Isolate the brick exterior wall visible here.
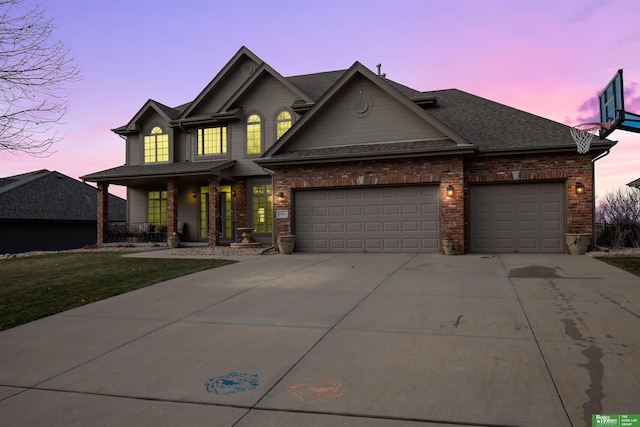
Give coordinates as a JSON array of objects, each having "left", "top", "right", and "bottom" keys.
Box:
[
  {"left": 234, "top": 178, "right": 248, "bottom": 231},
  {"left": 270, "top": 152, "right": 594, "bottom": 253},
  {"left": 465, "top": 153, "right": 594, "bottom": 239},
  {"left": 208, "top": 176, "right": 220, "bottom": 246},
  {"left": 96, "top": 182, "right": 109, "bottom": 246},
  {"left": 167, "top": 179, "right": 178, "bottom": 235}
]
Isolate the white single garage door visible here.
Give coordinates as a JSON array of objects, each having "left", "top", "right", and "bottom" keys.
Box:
[
  {"left": 470, "top": 182, "right": 565, "bottom": 253},
  {"left": 294, "top": 186, "right": 439, "bottom": 252}
]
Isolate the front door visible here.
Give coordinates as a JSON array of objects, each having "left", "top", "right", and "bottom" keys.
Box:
[{"left": 200, "top": 185, "right": 235, "bottom": 243}]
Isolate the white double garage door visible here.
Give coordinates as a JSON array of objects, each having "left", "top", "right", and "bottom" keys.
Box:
[{"left": 293, "top": 182, "right": 564, "bottom": 253}]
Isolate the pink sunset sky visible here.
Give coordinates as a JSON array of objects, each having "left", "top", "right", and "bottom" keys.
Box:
[{"left": 0, "top": 0, "right": 639, "bottom": 200}]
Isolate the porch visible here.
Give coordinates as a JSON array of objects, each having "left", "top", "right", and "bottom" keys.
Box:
[{"left": 104, "top": 222, "right": 187, "bottom": 244}]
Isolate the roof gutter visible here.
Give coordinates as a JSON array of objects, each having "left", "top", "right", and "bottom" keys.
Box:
[{"left": 256, "top": 147, "right": 476, "bottom": 166}]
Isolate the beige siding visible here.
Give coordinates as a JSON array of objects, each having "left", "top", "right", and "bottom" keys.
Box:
[
  {"left": 229, "top": 74, "right": 301, "bottom": 176},
  {"left": 286, "top": 75, "right": 446, "bottom": 151},
  {"left": 128, "top": 188, "right": 148, "bottom": 223},
  {"left": 190, "top": 59, "right": 258, "bottom": 116},
  {"left": 127, "top": 134, "right": 141, "bottom": 165},
  {"left": 176, "top": 190, "right": 200, "bottom": 241}
]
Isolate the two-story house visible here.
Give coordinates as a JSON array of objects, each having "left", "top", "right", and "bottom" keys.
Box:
[{"left": 82, "top": 46, "right": 615, "bottom": 253}]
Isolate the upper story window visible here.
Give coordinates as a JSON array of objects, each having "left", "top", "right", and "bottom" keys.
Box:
[
  {"left": 144, "top": 126, "right": 169, "bottom": 163},
  {"left": 276, "top": 111, "right": 292, "bottom": 139},
  {"left": 246, "top": 114, "right": 262, "bottom": 155},
  {"left": 197, "top": 126, "right": 227, "bottom": 156}
]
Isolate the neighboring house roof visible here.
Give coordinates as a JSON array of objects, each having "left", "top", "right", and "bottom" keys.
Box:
[
  {"left": 627, "top": 178, "right": 640, "bottom": 188},
  {"left": 81, "top": 160, "right": 236, "bottom": 185},
  {"left": 0, "top": 170, "right": 126, "bottom": 221}
]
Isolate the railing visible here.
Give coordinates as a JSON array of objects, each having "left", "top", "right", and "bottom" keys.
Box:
[{"left": 106, "top": 222, "right": 167, "bottom": 243}]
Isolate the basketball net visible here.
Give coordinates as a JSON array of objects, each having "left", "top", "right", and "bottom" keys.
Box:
[{"left": 570, "top": 122, "right": 610, "bottom": 154}]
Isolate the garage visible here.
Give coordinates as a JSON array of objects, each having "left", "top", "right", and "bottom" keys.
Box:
[
  {"left": 470, "top": 182, "right": 565, "bottom": 253},
  {"left": 294, "top": 185, "right": 439, "bottom": 252}
]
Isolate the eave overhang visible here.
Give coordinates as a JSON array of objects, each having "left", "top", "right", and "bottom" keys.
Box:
[
  {"left": 169, "top": 108, "right": 243, "bottom": 128},
  {"left": 255, "top": 144, "right": 475, "bottom": 166},
  {"left": 81, "top": 160, "right": 236, "bottom": 186},
  {"left": 473, "top": 139, "right": 617, "bottom": 157}
]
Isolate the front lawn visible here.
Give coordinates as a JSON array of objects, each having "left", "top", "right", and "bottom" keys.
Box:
[
  {"left": 597, "top": 256, "right": 640, "bottom": 277},
  {"left": 0, "top": 251, "right": 235, "bottom": 331}
]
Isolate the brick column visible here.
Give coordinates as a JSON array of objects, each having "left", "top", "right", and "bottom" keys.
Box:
[
  {"left": 96, "top": 182, "right": 109, "bottom": 247},
  {"left": 167, "top": 179, "right": 178, "bottom": 235},
  {"left": 208, "top": 176, "right": 220, "bottom": 247},
  {"left": 234, "top": 178, "right": 248, "bottom": 230}
]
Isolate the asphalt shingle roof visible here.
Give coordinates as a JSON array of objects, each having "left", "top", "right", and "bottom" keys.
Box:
[
  {"left": 81, "top": 160, "right": 235, "bottom": 182},
  {"left": 0, "top": 170, "right": 125, "bottom": 221},
  {"left": 422, "top": 89, "right": 610, "bottom": 153}
]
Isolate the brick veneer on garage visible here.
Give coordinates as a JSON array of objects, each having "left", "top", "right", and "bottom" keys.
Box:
[
  {"left": 272, "top": 156, "right": 465, "bottom": 250},
  {"left": 271, "top": 152, "right": 594, "bottom": 253},
  {"left": 465, "top": 153, "right": 594, "bottom": 240}
]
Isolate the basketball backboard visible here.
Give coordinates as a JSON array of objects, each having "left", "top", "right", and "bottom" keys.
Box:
[{"left": 598, "top": 69, "right": 640, "bottom": 139}]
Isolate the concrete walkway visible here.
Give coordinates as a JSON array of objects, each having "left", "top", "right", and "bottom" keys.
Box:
[{"left": 0, "top": 252, "right": 638, "bottom": 426}]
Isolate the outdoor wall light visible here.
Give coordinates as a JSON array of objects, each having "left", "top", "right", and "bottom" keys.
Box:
[
  {"left": 575, "top": 182, "right": 584, "bottom": 194},
  {"left": 446, "top": 185, "right": 455, "bottom": 197},
  {"left": 277, "top": 192, "right": 285, "bottom": 201},
  {"left": 192, "top": 190, "right": 197, "bottom": 199}
]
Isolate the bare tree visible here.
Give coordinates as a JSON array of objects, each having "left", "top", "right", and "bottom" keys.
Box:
[
  {"left": 0, "top": 0, "right": 79, "bottom": 156},
  {"left": 596, "top": 187, "right": 640, "bottom": 248}
]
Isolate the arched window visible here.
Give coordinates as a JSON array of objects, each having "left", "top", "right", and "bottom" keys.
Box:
[
  {"left": 276, "top": 110, "right": 292, "bottom": 139},
  {"left": 144, "top": 126, "right": 169, "bottom": 163},
  {"left": 246, "top": 114, "right": 262, "bottom": 155}
]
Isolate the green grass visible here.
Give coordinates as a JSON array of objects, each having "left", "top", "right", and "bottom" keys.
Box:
[
  {"left": 0, "top": 252, "right": 236, "bottom": 331},
  {"left": 597, "top": 257, "right": 640, "bottom": 277}
]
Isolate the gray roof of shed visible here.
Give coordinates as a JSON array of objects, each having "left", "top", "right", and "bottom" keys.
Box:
[{"left": 0, "top": 170, "right": 126, "bottom": 221}]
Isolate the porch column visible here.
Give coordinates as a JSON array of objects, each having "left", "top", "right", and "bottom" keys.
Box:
[
  {"left": 208, "top": 176, "right": 220, "bottom": 247},
  {"left": 96, "top": 182, "right": 109, "bottom": 247},
  {"left": 234, "top": 178, "right": 248, "bottom": 229},
  {"left": 167, "top": 178, "right": 178, "bottom": 235}
]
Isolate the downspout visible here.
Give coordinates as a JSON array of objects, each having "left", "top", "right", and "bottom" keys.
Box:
[
  {"left": 591, "top": 148, "right": 611, "bottom": 250},
  {"left": 261, "top": 166, "right": 277, "bottom": 254}
]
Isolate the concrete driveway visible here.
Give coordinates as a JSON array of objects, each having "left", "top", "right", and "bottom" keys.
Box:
[{"left": 0, "top": 252, "right": 638, "bottom": 426}]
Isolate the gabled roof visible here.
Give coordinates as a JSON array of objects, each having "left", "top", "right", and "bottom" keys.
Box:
[
  {"left": 258, "top": 62, "right": 472, "bottom": 164},
  {"left": 286, "top": 70, "right": 346, "bottom": 101},
  {"left": 179, "top": 46, "right": 267, "bottom": 119},
  {"left": 628, "top": 177, "right": 640, "bottom": 188},
  {"left": 114, "top": 99, "right": 182, "bottom": 134},
  {"left": 219, "top": 62, "right": 313, "bottom": 112},
  {"left": 0, "top": 170, "right": 125, "bottom": 221}
]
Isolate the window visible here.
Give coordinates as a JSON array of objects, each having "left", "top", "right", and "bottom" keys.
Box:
[
  {"left": 246, "top": 114, "right": 262, "bottom": 154},
  {"left": 252, "top": 184, "right": 273, "bottom": 232},
  {"left": 276, "top": 110, "right": 292, "bottom": 139},
  {"left": 197, "top": 126, "right": 227, "bottom": 155},
  {"left": 199, "top": 186, "right": 209, "bottom": 239},
  {"left": 144, "top": 126, "right": 169, "bottom": 163},
  {"left": 148, "top": 191, "right": 167, "bottom": 227}
]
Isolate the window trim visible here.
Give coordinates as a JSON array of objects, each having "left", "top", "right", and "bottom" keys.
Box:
[
  {"left": 245, "top": 113, "right": 263, "bottom": 157},
  {"left": 196, "top": 125, "right": 228, "bottom": 157},
  {"left": 143, "top": 125, "right": 169, "bottom": 164},
  {"left": 275, "top": 109, "right": 293, "bottom": 140}
]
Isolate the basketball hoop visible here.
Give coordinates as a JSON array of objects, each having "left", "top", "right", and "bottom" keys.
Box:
[{"left": 570, "top": 122, "right": 610, "bottom": 154}]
